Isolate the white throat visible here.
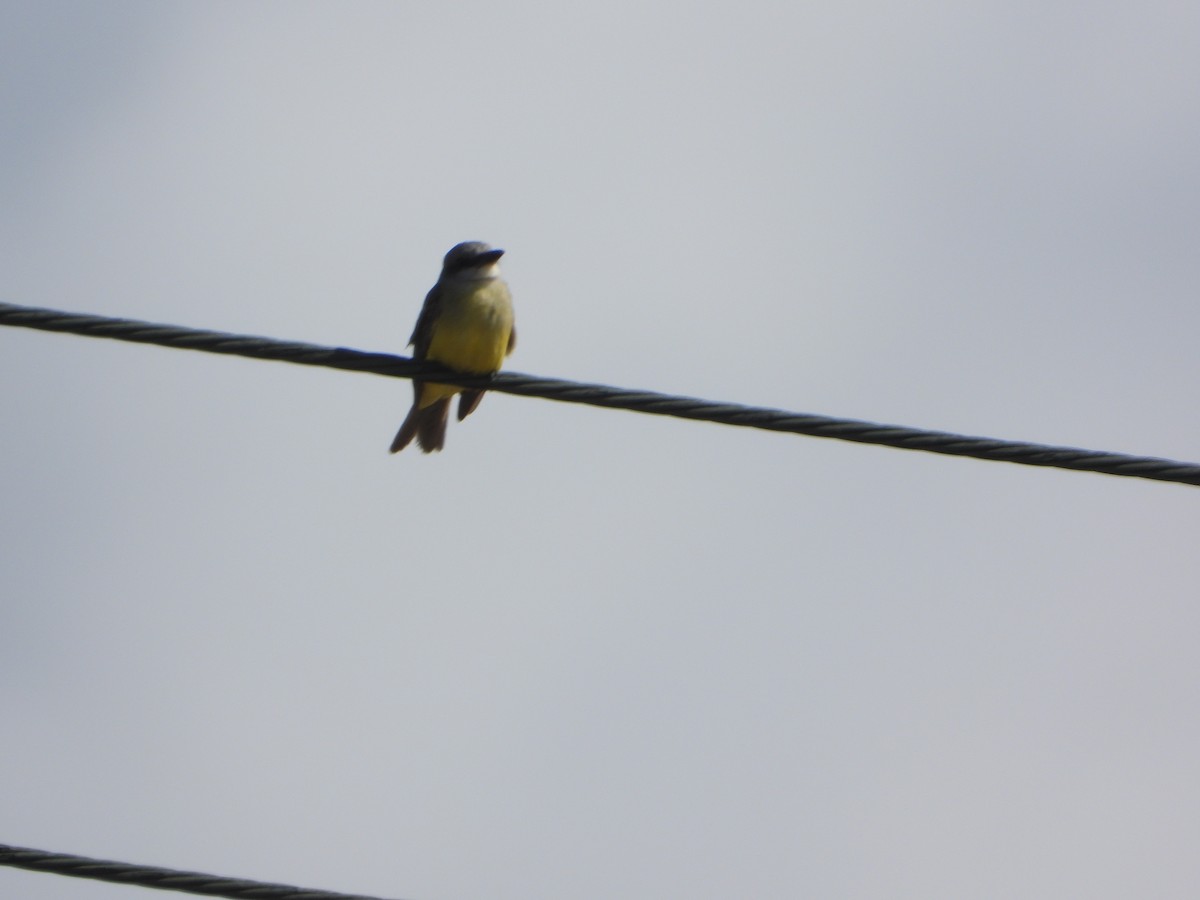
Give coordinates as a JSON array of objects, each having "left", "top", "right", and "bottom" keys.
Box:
[{"left": 455, "top": 261, "right": 502, "bottom": 282}]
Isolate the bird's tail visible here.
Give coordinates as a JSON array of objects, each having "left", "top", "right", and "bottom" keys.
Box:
[{"left": 389, "top": 397, "right": 452, "bottom": 454}]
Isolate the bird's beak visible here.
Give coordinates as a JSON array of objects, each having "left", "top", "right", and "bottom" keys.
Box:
[{"left": 478, "top": 248, "right": 505, "bottom": 264}]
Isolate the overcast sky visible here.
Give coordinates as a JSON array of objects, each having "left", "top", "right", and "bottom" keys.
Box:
[{"left": 3, "top": 3, "right": 1200, "bottom": 899}]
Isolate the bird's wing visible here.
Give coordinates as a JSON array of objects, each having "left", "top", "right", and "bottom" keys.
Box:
[{"left": 408, "top": 283, "right": 443, "bottom": 359}]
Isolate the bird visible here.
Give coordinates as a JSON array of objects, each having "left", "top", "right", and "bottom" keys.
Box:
[{"left": 389, "top": 241, "right": 516, "bottom": 453}]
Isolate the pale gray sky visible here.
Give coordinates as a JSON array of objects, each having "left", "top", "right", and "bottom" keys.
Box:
[{"left": 3, "top": 3, "right": 1200, "bottom": 899}]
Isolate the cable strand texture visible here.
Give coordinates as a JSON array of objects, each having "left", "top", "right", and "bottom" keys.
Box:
[
  {"left": 2, "top": 301, "right": 1197, "bottom": 487},
  {"left": 0, "top": 842, "right": 405, "bottom": 900}
]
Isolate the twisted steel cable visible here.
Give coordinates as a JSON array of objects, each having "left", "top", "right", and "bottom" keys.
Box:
[
  {"left": 2, "top": 301, "right": 1198, "bottom": 487},
  {"left": 0, "top": 842, "right": 403, "bottom": 900}
]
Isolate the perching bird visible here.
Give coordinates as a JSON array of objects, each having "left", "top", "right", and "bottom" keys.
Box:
[{"left": 389, "top": 241, "right": 516, "bottom": 453}]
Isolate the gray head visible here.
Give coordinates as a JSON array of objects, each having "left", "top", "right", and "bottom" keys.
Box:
[{"left": 441, "top": 241, "right": 505, "bottom": 276}]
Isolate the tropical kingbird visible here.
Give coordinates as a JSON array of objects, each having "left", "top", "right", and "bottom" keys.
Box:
[{"left": 389, "top": 241, "right": 516, "bottom": 453}]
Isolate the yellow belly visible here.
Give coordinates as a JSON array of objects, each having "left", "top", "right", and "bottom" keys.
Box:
[{"left": 419, "top": 285, "right": 513, "bottom": 407}]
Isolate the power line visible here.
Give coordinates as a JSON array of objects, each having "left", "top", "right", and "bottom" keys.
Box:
[
  {"left": 0, "top": 842, "right": 404, "bottom": 900},
  {"left": 2, "top": 300, "right": 1197, "bottom": 487}
]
